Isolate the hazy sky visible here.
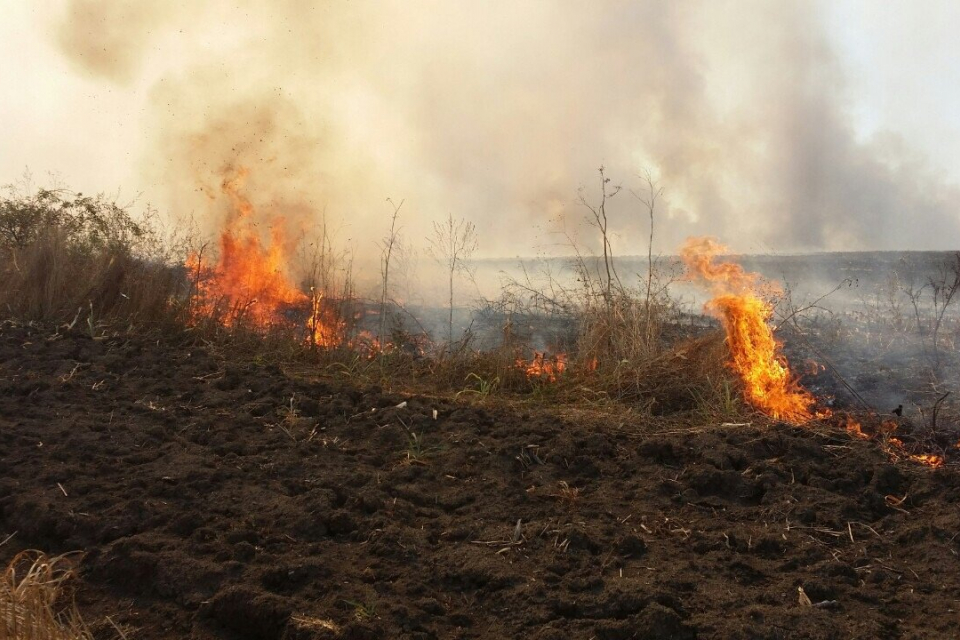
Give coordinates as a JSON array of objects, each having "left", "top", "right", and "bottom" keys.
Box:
[{"left": 2, "top": 1, "right": 959, "bottom": 257}]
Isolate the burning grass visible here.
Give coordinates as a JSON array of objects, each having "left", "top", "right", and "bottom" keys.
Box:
[
  {"left": 837, "top": 413, "right": 949, "bottom": 468},
  {"left": 4, "top": 174, "right": 960, "bottom": 469},
  {"left": 186, "top": 168, "right": 348, "bottom": 347},
  {"left": 3, "top": 178, "right": 960, "bottom": 637},
  {"left": 681, "top": 237, "right": 816, "bottom": 423}
]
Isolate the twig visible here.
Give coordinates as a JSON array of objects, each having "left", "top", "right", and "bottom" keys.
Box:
[
  {"left": 105, "top": 616, "right": 130, "bottom": 640},
  {"left": 851, "top": 521, "right": 882, "bottom": 539},
  {"left": 932, "top": 391, "right": 950, "bottom": 430},
  {"left": 470, "top": 539, "right": 523, "bottom": 547}
]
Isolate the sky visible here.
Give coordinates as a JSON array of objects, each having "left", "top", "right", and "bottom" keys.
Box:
[{"left": 2, "top": 0, "right": 959, "bottom": 259}]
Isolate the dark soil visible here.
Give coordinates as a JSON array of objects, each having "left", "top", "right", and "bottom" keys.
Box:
[{"left": 2, "top": 321, "right": 960, "bottom": 639}]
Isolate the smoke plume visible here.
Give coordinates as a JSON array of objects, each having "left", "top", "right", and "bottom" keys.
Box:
[{"left": 53, "top": 0, "right": 960, "bottom": 262}]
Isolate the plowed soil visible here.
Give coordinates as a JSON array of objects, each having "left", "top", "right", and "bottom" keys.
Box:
[{"left": 2, "top": 321, "right": 960, "bottom": 639}]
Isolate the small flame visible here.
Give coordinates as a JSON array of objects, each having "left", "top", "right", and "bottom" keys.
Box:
[
  {"left": 351, "top": 330, "right": 395, "bottom": 358},
  {"left": 908, "top": 453, "right": 944, "bottom": 468},
  {"left": 843, "top": 416, "right": 869, "bottom": 440},
  {"left": 307, "top": 290, "right": 346, "bottom": 348},
  {"left": 680, "top": 237, "right": 814, "bottom": 423},
  {"left": 518, "top": 352, "right": 567, "bottom": 383},
  {"left": 842, "top": 414, "right": 946, "bottom": 468},
  {"left": 804, "top": 359, "right": 825, "bottom": 376}
]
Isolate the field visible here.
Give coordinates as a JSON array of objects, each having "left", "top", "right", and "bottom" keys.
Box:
[
  {"left": 7, "top": 3, "right": 960, "bottom": 637},
  {"left": 3, "top": 187, "right": 960, "bottom": 639},
  {"left": 3, "top": 321, "right": 960, "bottom": 639}
]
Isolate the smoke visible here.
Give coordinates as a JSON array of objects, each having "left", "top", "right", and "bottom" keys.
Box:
[
  {"left": 52, "top": 0, "right": 960, "bottom": 263},
  {"left": 55, "top": 0, "right": 181, "bottom": 84}
]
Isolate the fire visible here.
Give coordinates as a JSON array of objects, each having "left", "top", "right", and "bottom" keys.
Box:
[
  {"left": 884, "top": 429, "right": 945, "bottom": 468},
  {"left": 518, "top": 352, "right": 567, "bottom": 383},
  {"left": 351, "top": 330, "right": 395, "bottom": 358},
  {"left": 307, "top": 290, "right": 346, "bottom": 347},
  {"left": 842, "top": 416, "right": 869, "bottom": 440},
  {"left": 186, "top": 168, "right": 342, "bottom": 346},
  {"left": 681, "top": 237, "right": 814, "bottom": 423},
  {"left": 839, "top": 413, "right": 945, "bottom": 468},
  {"left": 908, "top": 453, "right": 944, "bottom": 468}
]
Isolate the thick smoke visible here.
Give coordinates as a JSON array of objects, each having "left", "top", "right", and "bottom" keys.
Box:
[
  {"left": 53, "top": 0, "right": 960, "bottom": 261},
  {"left": 55, "top": 0, "right": 181, "bottom": 84}
]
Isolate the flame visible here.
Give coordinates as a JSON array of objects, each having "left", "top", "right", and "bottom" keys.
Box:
[
  {"left": 680, "top": 237, "right": 814, "bottom": 423},
  {"left": 307, "top": 290, "right": 346, "bottom": 347},
  {"left": 908, "top": 453, "right": 944, "bottom": 468},
  {"left": 518, "top": 352, "right": 567, "bottom": 383},
  {"left": 804, "top": 359, "right": 825, "bottom": 376},
  {"left": 840, "top": 413, "right": 945, "bottom": 468},
  {"left": 884, "top": 430, "right": 945, "bottom": 468},
  {"left": 842, "top": 416, "right": 869, "bottom": 440},
  {"left": 186, "top": 168, "right": 342, "bottom": 346},
  {"left": 351, "top": 330, "right": 396, "bottom": 358}
]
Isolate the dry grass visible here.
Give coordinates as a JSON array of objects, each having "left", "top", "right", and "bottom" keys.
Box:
[
  {"left": 0, "top": 551, "right": 93, "bottom": 640},
  {"left": 0, "top": 229, "right": 183, "bottom": 330},
  {"left": 575, "top": 292, "right": 668, "bottom": 367},
  {"left": 0, "top": 186, "right": 185, "bottom": 331}
]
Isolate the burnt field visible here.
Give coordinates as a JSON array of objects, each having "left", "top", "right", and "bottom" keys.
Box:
[{"left": 3, "top": 322, "right": 960, "bottom": 639}]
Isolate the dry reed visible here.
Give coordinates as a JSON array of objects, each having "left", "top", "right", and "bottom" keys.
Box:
[{"left": 0, "top": 551, "right": 92, "bottom": 640}]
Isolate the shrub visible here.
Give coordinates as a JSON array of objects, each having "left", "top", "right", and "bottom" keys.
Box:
[{"left": 0, "top": 186, "right": 184, "bottom": 330}]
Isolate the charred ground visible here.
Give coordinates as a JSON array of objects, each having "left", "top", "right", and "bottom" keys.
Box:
[{"left": 2, "top": 322, "right": 960, "bottom": 639}]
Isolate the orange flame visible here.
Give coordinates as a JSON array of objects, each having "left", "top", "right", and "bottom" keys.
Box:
[
  {"left": 518, "top": 352, "right": 567, "bottom": 383},
  {"left": 186, "top": 168, "right": 342, "bottom": 346},
  {"left": 307, "top": 290, "right": 346, "bottom": 347},
  {"left": 842, "top": 416, "right": 870, "bottom": 440},
  {"left": 680, "top": 237, "right": 814, "bottom": 423},
  {"left": 841, "top": 413, "right": 945, "bottom": 468},
  {"left": 908, "top": 453, "right": 944, "bottom": 468}
]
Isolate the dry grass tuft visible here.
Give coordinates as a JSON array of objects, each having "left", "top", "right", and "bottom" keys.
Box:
[
  {"left": 290, "top": 614, "right": 340, "bottom": 634},
  {"left": 0, "top": 230, "right": 183, "bottom": 331},
  {"left": 0, "top": 186, "right": 185, "bottom": 331},
  {"left": 0, "top": 551, "right": 92, "bottom": 640}
]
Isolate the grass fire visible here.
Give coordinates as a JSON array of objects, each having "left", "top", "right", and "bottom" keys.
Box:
[
  {"left": 4, "top": 2, "right": 960, "bottom": 639},
  {"left": 187, "top": 168, "right": 345, "bottom": 347},
  {"left": 681, "top": 237, "right": 816, "bottom": 424}
]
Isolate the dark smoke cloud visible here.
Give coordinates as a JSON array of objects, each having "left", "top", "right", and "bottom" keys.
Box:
[{"left": 53, "top": 0, "right": 960, "bottom": 259}]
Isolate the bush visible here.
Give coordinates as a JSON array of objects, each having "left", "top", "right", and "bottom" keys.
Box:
[{"left": 0, "top": 185, "right": 184, "bottom": 330}]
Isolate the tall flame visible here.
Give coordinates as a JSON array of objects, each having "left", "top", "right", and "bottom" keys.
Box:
[
  {"left": 186, "top": 168, "right": 342, "bottom": 346},
  {"left": 681, "top": 237, "right": 814, "bottom": 423}
]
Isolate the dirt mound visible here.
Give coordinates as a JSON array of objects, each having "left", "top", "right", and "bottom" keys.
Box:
[{"left": 2, "top": 322, "right": 959, "bottom": 639}]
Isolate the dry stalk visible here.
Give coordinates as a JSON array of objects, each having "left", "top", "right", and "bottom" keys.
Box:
[{"left": 0, "top": 551, "right": 92, "bottom": 640}]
